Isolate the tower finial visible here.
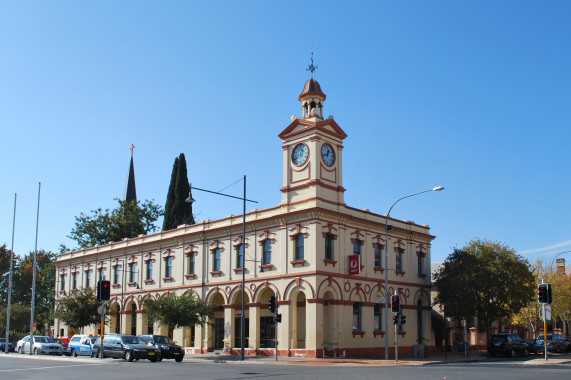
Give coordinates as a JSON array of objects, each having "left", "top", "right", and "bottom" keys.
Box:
[
  {"left": 306, "top": 51, "right": 318, "bottom": 78},
  {"left": 130, "top": 144, "right": 135, "bottom": 156}
]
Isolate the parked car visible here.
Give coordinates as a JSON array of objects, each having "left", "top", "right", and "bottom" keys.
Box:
[
  {"left": 138, "top": 335, "right": 184, "bottom": 362},
  {"left": 536, "top": 334, "right": 570, "bottom": 353},
  {"left": 524, "top": 339, "right": 543, "bottom": 354},
  {"left": 487, "top": 333, "right": 529, "bottom": 357},
  {"left": 16, "top": 336, "right": 64, "bottom": 355},
  {"left": 0, "top": 338, "right": 15, "bottom": 352},
  {"left": 70, "top": 336, "right": 99, "bottom": 357},
  {"left": 68, "top": 334, "right": 89, "bottom": 357},
  {"left": 55, "top": 338, "right": 69, "bottom": 355},
  {"left": 92, "top": 334, "right": 160, "bottom": 362}
]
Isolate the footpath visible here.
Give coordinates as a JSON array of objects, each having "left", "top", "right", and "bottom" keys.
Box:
[{"left": 182, "top": 350, "right": 571, "bottom": 366}]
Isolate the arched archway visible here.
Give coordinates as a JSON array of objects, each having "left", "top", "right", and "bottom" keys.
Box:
[
  {"left": 257, "top": 287, "right": 276, "bottom": 348},
  {"left": 125, "top": 300, "right": 137, "bottom": 336},
  {"left": 208, "top": 292, "right": 225, "bottom": 350},
  {"left": 109, "top": 302, "right": 120, "bottom": 334},
  {"left": 231, "top": 289, "right": 250, "bottom": 349},
  {"left": 292, "top": 290, "right": 307, "bottom": 349},
  {"left": 323, "top": 291, "right": 335, "bottom": 351}
]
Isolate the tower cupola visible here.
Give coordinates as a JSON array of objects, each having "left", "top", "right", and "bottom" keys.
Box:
[{"left": 299, "top": 78, "right": 326, "bottom": 120}]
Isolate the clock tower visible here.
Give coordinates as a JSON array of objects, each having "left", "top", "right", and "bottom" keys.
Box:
[{"left": 278, "top": 78, "right": 348, "bottom": 209}]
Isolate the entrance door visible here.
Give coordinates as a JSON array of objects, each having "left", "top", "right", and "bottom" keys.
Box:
[
  {"left": 234, "top": 317, "right": 249, "bottom": 348},
  {"left": 260, "top": 316, "right": 275, "bottom": 348},
  {"left": 214, "top": 318, "right": 224, "bottom": 349}
]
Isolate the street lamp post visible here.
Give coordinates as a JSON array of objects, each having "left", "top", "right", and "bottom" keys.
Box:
[
  {"left": 550, "top": 251, "right": 571, "bottom": 271},
  {"left": 186, "top": 176, "right": 257, "bottom": 361},
  {"left": 383, "top": 186, "right": 444, "bottom": 360}
]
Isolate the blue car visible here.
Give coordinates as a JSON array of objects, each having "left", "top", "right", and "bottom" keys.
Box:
[
  {"left": 0, "top": 338, "right": 15, "bottom": 352},
  {"left": 69, "top": 335, "right": 99, "bottom": 357}
]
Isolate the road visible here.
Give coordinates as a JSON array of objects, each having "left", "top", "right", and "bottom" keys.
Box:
[{"left": 0, "top": 353, "right": 570, "bottom": 380}]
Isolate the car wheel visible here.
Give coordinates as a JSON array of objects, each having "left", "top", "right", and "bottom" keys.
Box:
[
  {"left": 71, "top": 349, "right": 77, "bottom": 357},
  {"left": 509, "top": 348, "right": 515, "bottom": 357},
  {"left": 17, "top": 347, "right": 22, "bottom": 354},
  {"left": 149, "top": 357, "right": 158, "bottom": 362},
  {"left": 158, "top": 357, "right": 163, "bottom": 362},
  {"left": 175, "top": 357, "right": 183, "bottom": 362},
  {"left": 523, "top": 349, "right": 529, "bottom": 357},
  {"left": 124, "top": 350, "right": 133, "bottom": 362}
]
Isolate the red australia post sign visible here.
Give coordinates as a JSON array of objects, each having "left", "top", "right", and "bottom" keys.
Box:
[{"left": 348, "top": 255, "right": 360, "bottom": 275}]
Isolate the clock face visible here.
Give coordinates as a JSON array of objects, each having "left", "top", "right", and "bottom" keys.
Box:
[
  {"left": 292, "top": 143, "right": 309, "bottom": 165},
  {"left": 321, "top": 143, "right": 335, "bottom": 166}
]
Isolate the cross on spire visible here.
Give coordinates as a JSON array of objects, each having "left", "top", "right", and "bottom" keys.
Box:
[
  {"left": 306, "top": 51, "right": 318, "bottom": 77},
  {"left": 130, "top": 144, "right": 135, "bottom": 155}
]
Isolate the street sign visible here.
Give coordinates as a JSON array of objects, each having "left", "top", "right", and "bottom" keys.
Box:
[
  {"left": 545, "top": 306, "right": 551, "bottom": 321},
  {"left": 348, "top": 255, "right": 360, "bottom": 275},
  {"left": 98, "top": 305, "right": 106, "bottom": 316}
]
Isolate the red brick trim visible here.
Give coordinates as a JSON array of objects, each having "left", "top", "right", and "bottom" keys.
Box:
[
  {"left": 112, "top": 284, "right": 121, "bottom": 288},
  {"left": 373, "top": 331, "right": 385, "bottom": 337},
  {"left": 398, "top": 331, "right": 406, "bottom": 337},
  {"left": 163, "top": 277, "right": 174, "bottom": 282},
  {"left": 233, "top": 268, "right": 245, "bottom": 273},
  {"left": 260, "top": 264, "right": 274, "bottom": 271},
  {"left": 127, "top": 281, "right": 137, "bottom": 287},
  {"left": 144, "top": 279, "right": 155, "bottom": 284},
  {"left": 417, "top": 274, "right": 427, "bottom": 279}
]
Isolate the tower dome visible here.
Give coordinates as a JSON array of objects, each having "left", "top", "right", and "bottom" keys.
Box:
[{"left": 299, "top": 78, "right": 326, "bottom": 119}]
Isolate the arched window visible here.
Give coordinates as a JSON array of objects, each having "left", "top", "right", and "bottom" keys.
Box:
[
  {"left": 262, "top": 240, "right": 271, "bottom": 265},
  {"left": 213, "top": 248, "right": 221, "bottom": 271},
  {"left": 374, "top": 304, "right": 382, "bottom": 331},
  {"left": 60, "top": 275, "right": 65, "bottom": 292},
  {"left": 352, "top": 302, "right": 362, "bottom": 331},
  {"left": 188, "top": 255, "right": 195, "bottom": 275},
  {"left": 236, "top": 244, "right": 244, "bottom": 268},
  {"left": 325, "top": 233, "right": 334, "bottom": 260},
  {"left": 98, "top": 268, "right": 106, "bottom": 282},
  {"left": 353, "top": 239, "right": 362, "bottom": 255},
  {"left": 165, "top": 257, "right": 173, "bottom": 277},
  {"left": 295, "top": 234, "right": 304, "bottom": 260},
  {"left": 374, "top": 243, "right": 383, "bottom": 268}
]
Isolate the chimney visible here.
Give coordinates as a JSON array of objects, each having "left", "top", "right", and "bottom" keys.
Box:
[{"left": 556, "top": 258, "right": 566, "bottom": 275}]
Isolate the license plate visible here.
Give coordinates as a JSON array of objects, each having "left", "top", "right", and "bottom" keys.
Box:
[{"left": 148, "top": 352, "right": 154, "bottom": 355}]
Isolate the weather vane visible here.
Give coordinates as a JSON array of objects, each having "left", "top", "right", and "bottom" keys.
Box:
[{"left": 306, "top": 51, "right": 318, "bottom": 77}]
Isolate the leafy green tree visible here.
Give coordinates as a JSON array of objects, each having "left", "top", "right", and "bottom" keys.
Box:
[
  {"left": 144, "top": 292, "right": 213, "bottom": 335},
  {"left": 163, "top": 153, "right": 195, "bottom": 231},
  {"left": 68, "top": 199, "right": 163, "bottom": 249},
  {"left": 433, "top": 239, "right": 535, "bottom": 339},
  {"left": 54, "top": 288, "right": 107, "bottom": 331},
  {"left": 0, "top": 244, "right": 17, "bottom": 304},
  {"left": 0, "top": 303, "right": 30, "bottom": 333}
]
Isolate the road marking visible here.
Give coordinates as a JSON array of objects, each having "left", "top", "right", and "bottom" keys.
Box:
[{"left": 0, "top": 363, "right": 106, "bottom": 372}]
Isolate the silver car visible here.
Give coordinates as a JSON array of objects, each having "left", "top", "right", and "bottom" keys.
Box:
[{"left": 16, "top": 336, "right": 64, "bottom": 355}]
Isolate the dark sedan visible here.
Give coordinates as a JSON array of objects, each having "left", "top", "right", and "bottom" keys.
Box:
[
  {"left": 92, "top": 334, "right": 160, "bottom": 362},
  {"left": 138, "top": 335, "right": 185, "bottom": 362},
  {"left": 0, "top": 338, "right": 15, "bottom": 352}
]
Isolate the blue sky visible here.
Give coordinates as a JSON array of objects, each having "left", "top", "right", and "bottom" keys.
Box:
[{"left": 1, "top": 1, "right": 569, "bottom": 265}]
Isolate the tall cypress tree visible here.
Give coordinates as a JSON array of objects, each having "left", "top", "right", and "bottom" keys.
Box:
[
  {"left": 172, "top": 153, "right": 195, "bottom": 226},
  {"left": 162, "top": 156, "right": 179, "bottom": 230},
  {"left": 163, "top": 154, "right": 195, "bottom": 230}
]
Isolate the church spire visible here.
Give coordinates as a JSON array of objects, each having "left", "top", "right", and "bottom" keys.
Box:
[{"left": 124, "top": 144, "right": 137, "bottom": 203}]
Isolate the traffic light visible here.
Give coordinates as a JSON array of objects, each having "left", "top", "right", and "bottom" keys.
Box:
[
  {"left": 276, "top": 314, "right": 282, "bottom": 323},
  {"left": 393, "top": 314, "right": 399, "bottom": 325},
  {"left": 391, "top": 294, "right": 400, "bottom": 313},
  {"left": 538, "top": 284, "right": 548, "bottom": 304},
  {"left": 547, "top": 284, "right": 552, "bottom": 304},
  {"left": 400, "top": 314, "right": 406, "bottom": 325},
  {"left": 269, "top": 296, "right": 276, "bottom": 313},
  {"left": 97, "top": 280, "right": 111, "bottom": 301}
]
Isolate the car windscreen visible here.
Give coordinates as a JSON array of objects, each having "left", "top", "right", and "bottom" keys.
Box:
[
  {"left": 154, "top": 336, "right": 173, "bottom": 344},
  {"left": 122, "top": 336, "right": 145, "bottom": 345},
  {"left": 34, "top": 337, "right": 49, "bottom": 343}
]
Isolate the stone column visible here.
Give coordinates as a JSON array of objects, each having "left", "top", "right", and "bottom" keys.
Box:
[
  {"left": 306, "top": 299, "right": 322, "bottom": 354},
  {"left": 136, "top": 310, "right": 145, "bottom": 335},
  {"left": 277, "top": 300, "right": 291, "bottom": 354},
  {"left": 248, "top": 302, "right": 260, "bottom": 350},
  {"left": 223, "top": 305, "right": 235, "bottom": 352}
]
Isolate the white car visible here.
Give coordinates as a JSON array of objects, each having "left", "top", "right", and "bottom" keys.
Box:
[{"left": 16, "top": 336, "right": 64, "bottom": 355}]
